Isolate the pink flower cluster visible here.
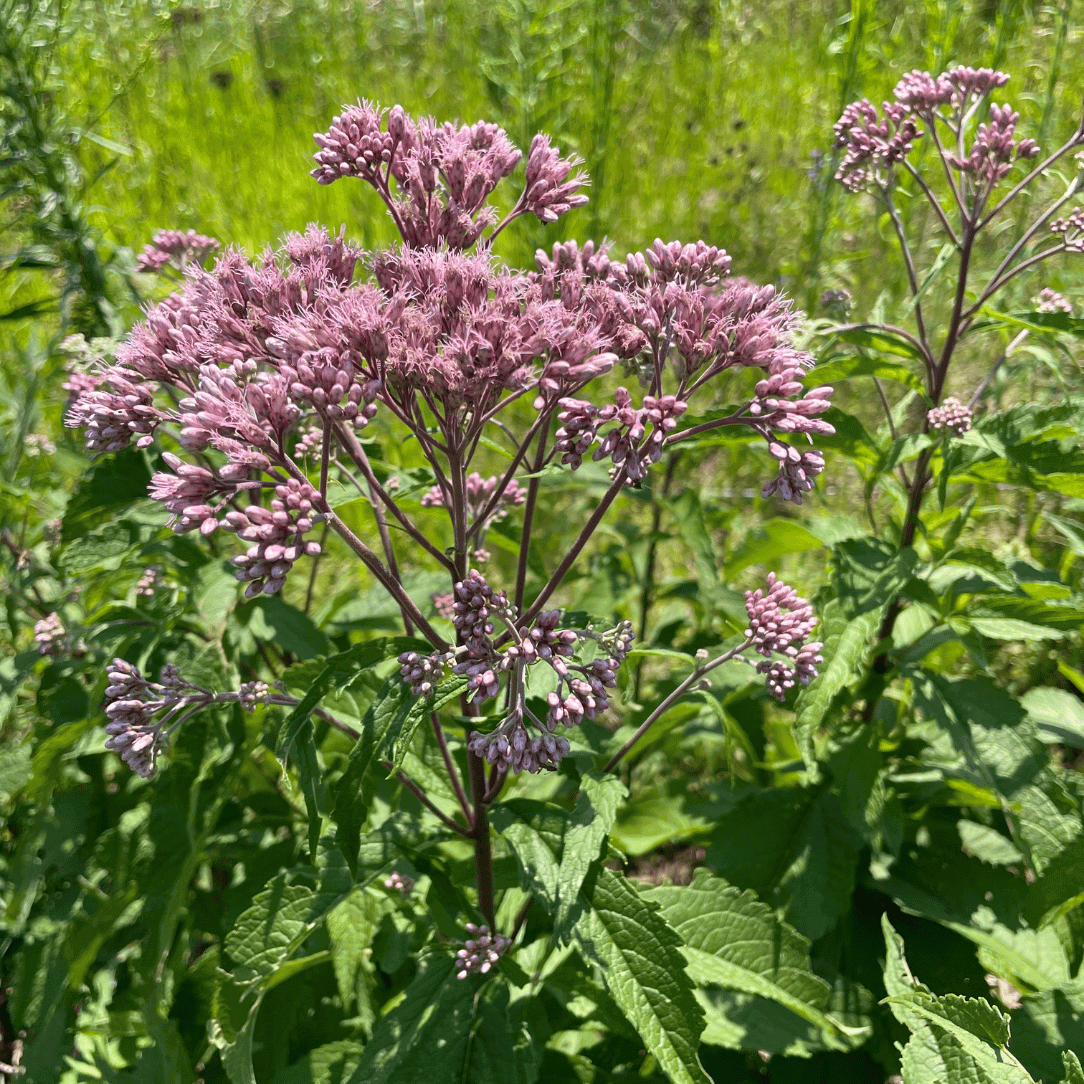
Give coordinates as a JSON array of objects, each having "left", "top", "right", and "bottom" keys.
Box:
[
  {"left": 833, "top": 99, "right": 922, "bottom": 192},
  {"left": 834, "top": 65, "right": 1037, "bottom": 193},
  {"left": 554, "top": 389, "right": 687, "bottom": 483},
  {"left": 421, "top": 472, "right": 527, "bottom": 526},
  {"left": 137, "top": 229, "right": 219, "bottom": 273},
  {"left": 67, "top": 103, "right": 835, "bottom": 610},
  {"left": 744, "top": 574, "right": 823, "bottom": 701},
  {"left": 455, "top": 923, "right": 512, "bottom": 979},
  {"left": 34, "top": 613, "right": 65, "bottom": 658},
  {"left": 1035, "top": 288, "right": 1072, "bottom": 314},
  {"left": 400, "top": 569, "right": 635, "bottom": 775},
  {"left": 927, "top": 396, "right": 973, "bottom": 437},
  {"left": 311, "top": 101, "right": 586, "bottom": 249},
  {"left": 1051, "top": 208, "right": 1084, "bottom": 253},
  {"left": 102, "top": 659, "right": 186, "bottom": 777}
]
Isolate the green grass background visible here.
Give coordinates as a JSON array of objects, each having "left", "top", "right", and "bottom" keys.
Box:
[{"left": 50, "top": 0, "right": 1084, "bottom": 307}]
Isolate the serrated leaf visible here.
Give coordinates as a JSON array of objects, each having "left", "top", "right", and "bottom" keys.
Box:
[
  {"left": 224, "top": 842, "right": 352, "bottom": 985},
  {"left": 491, "top": 799, "right": 566, "bottom": 920},
  {"left": 332, "top": 679, "right": 414, "bottom": 875},
  {"left": 1008, "top": 976, "right": 1084, "bottom": 1084},
  {"left": 556, "top": 772, "right": 625, "bottom": 941},
  {"left": 1022, "top": 687, "right": 1084, "bottom": 749},
  {"left": 388, "top": 675, "right": 469, "bottom": 775},
  {"left": 793, "top": 598, "right": 878, "bottom": 777},
  {"left": 1024, "top": 836, "right": 1084, "bottom": 929},
  {"left": 641, "top": 869, "right": 864, "bottom": 1053},
  {"left": 466, "top": 982, "right": 542, "bottom": 1084},
  {"left": 574, "top": 869, "right": 710, "bottom": 1084},
  {"left": 883, "top": 918, "right": 1038, "bottom": 1084},
  {"left": 1060, "top": 1052, "right": 1084, "bottom": 1084},
  {"left": 344, "top": 955, "right": 476, "bottom": 1083},
  {"left": 831, "top": 536, "right": 918, "bottom": 618},
  {"left": 704, "top": 786, "right": 862, "bottom": 941}
]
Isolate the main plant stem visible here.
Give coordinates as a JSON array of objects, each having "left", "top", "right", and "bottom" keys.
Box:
[{"left": 468, "top": 750, "right": 497, "bottom": 928}]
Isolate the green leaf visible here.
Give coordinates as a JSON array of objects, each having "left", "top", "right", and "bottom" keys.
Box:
[
  {"left": 327, "top": 889, "right": 384, "bottom": 1018},
  {"left": 242, "top": 596, "right": 331, "bottom": 659},
  {"left": 1024, "top": 836, "right": 1084, "bottom": 929},
  {"left": 491, "top": 799, "right": 566, "bottom": 921},
  {"left": 726, "top": 518, "right": 824, "bottom": 577},
  {"left": 1008, "top": 978, "right": 1084, "bottom": 1084},
  {"left": 224, "top": 842, "right": 353, "bottom": 986},
  {"left": 670, "top": 489, "right": 718, "bottom": 586},
  {"left": 388, "top": 675, "right": 469, "bottom": 775},
  {"left": 60, "top": 447, "right": 152, "bottom": 543},
  {"left": 466, "top": 982, "right": 542, "bottom": 1084},
  {"left": 556, "top": 772, "right": 625, "bottom": 942},
  {"left": 792, "top": 598, "right": 878, "bottom": 776},
  {"left": 1061, "top": 1052, "right": 1084, "bottom": 1084},
  {"left": 332, "top": 679, "right": 414, "bottom": 875},
  {"left": 59, "top": 518, "right": 138, "bottom": 573},
  {"left": 704, "top": 786, "right": 863, "bottom": 941},
  {"left": 882, "top": 917, "right": 1038, "bottom": 1084},
  {"left": 574, "top": 869, "right": 710, "bottom": 1084},
  {"left": 345, "top": 955, "right": 476, "bottom": 1083},
  {"left": 642, "top": 869, "right": 863, "bottom": 1053},
  {"left": 830, "top": 536, "right": 918, "bottom": 618},
  {"left": 811, "top": 350, "right": 924, "bottom": 391},
  {"left": 1022, "top": 687, "right": 1084, "bottom": 749}
]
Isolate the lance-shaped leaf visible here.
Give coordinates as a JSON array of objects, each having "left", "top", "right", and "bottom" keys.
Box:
[{"left": 574, "top": 868, "right": 710, "bottom": 1084}]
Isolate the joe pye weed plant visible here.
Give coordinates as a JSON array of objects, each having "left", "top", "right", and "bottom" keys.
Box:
[{"left": 4, "top": 61, "right": 1084, "bottom": 1084}]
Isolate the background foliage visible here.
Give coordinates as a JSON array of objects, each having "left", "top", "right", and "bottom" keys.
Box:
[{"left": 2, "top": 1, "right": 1084, "bottom": 1082}]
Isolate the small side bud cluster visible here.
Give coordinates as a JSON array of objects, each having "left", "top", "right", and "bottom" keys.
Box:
[
  {"left": 136, "top": 229, "right": 220, "bottom": 273},
  {"left": 221, "top": 479, "right": 322, "bottom": 597},
  {"left": 102, "top": 659, "right": 187, "bottom": 777},
  {"left": 34, "top": 613, "right": 65, "bottom": 658},
  {"left": 136, "top": 566, "right": 163, "bottom": 597},
  {"left": 452, "top": 570, "right": 515, "bottom": 703},
  {"left": 833, "top": 99, "right": 922, "bottom": 192},
  {"left": 554, "top": 388, "right": 687, "bottom": 484},
  {"left": 927, "top": 396, "right": 973, "bottom": 437},
  {"left": 398, "top": 650, "right": 450, "bottom": 696},
  {"left": 421, "top": 473, "right": 527, "bottom": 530},
  {"left": 947, "top": 103, "right": 1038, "bottom": 184},
  {"left": 744, "top": 574, "right": 823, "bottom": 701},
  {"left": 383, "top": 871, "right": 414, "bottom": 894},
  {"left": 467, "top": 721, "right": 571, "bottom": 775},
  {"left": 455, "top": 924, "right": 512, "bottom": 980},
  {"left": 1035, "top": 288, "right": 1072, "bottom": 314},
  {"left": 1050, "top": 208, "right": 1084, "bottom": 253},
  {"left": 238, "top": 681, "right": 271, "bottom": 712},
  {"left": 522, "top": 134, "right": 590, "bottom": 224}
]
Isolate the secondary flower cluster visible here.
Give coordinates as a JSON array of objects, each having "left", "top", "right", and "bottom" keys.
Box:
[
  {"left": 833, "top": 65, "right": 1039, "bottom": 195},
  {"left": 744, "top": 574, "right": 824, "bottom": 701},
  {"left": 399, "top": 570, "right": 636, "bottom": 774},
  {"left": 137, "top": 228, "right": 220, "bottom": 273},
  {"left": 454, "top": 923, "right": 512, "bottom": 979},
  {"left": 312, "top": 101, "right": 587, "bottom": 248},
  {"left": 927, "top": 396, "right": 973, "bottom": 437}
]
